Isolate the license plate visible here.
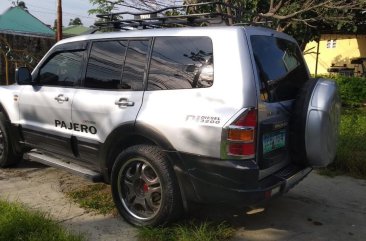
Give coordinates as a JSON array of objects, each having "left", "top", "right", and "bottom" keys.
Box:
[{"left": 263, "top": 130, "right": 286, "bottom": 154}]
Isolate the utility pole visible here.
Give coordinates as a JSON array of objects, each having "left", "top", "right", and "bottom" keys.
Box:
[{"left": 56, "top": 0, "right": 63, "bottom": 41}]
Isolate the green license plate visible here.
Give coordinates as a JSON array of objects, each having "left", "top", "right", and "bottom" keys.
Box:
[{"left": 263, "top": 130, "right": 286, "bottom": 154}]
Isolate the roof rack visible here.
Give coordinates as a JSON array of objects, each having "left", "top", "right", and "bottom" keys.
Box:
[{"left": 95, "top": 1, "right": 242, "bottom": 31}]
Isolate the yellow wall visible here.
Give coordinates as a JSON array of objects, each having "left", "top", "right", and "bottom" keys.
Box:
[{"left": 304, "top": 34, "right": 366, "bottom": 75}]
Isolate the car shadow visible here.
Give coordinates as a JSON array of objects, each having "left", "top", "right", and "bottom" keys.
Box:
[{"left": 18, "top": 159, "right": 48, "bottom": 169}]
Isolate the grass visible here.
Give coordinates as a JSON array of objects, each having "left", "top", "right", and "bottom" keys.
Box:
[
  {"left": 66, "top": 184, "right": 235, "bottom": 241},
  {"left": 319, "top": 107, "right": 366, "bottom": 179},
  {"left": 0, "top": 199, "right": 84, "bottom": 241},
  {"left": 65, "top": 183, "right": 116, "bottom": 215},
  {"left": 137, "top": 221, "right": 235, "bottom": 241}
]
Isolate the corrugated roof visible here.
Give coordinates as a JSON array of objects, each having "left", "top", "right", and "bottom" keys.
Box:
[
  {"left": 0, "top": 7, "right": 54, "bottom": 37},
  {"left": 63, "top": 25, "right": 89, "bottom": 36}
]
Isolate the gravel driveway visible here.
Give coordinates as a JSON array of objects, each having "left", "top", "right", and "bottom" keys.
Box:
[{"left": 0, "top": 160, "right": 365, "bottom": 241}]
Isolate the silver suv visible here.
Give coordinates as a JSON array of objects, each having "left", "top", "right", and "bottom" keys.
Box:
[{"left": 0, "top": 25, "right": 340, "bottom": 226}]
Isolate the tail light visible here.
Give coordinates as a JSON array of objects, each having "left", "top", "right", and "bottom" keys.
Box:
[{"left": 222, "top": 109, "right": 257, "bottom": 159}]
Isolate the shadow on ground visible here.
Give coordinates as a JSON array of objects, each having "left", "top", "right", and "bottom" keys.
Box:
[{"left": 181, "top": 173, "right": 366, "bottom": 241}]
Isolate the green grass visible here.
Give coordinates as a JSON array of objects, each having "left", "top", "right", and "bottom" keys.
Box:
[
  {"left": 66, "top": 183, "right": 116, "bottom": 215},
  {"left": 137, "top": 221, "right": 235, "bottom": 241},
  {"left": 0, "top": 199, "right": 84, "bottom": 241},
  {"left": 319, "top": 107, "right": 366, "bottom": 179},
  {"left": 66, "top": 185, "right": 235, "bottom": 241}
]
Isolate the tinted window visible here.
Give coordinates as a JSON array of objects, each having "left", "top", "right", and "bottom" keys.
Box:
[
  {"left": 85, "top": 41, "right": 127, "bottom": 89},
  {"left": 148, "top": 37, "right": 213, "bottom": 90},
  {"left": 251, "top": 35, "right": 308, "bottom": 102},
  {"left": 122, "top": 40, "right": 149, "bottom": 91},
  {"left": 39, "top": 51, "right": 84, "bottom": 86}
]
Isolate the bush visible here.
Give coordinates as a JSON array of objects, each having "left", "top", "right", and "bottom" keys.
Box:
[
  {"left": 320, "top": 107, "right": 366, "bottom": 178},
  {"left": 329, "top": 76, "right": 366, "bottom": 106},
  {"left": 333, "top": 108, "right": 366, "bottom": 177}
]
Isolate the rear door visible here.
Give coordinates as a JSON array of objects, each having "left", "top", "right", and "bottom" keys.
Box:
[
  {"left": 71, "top": 39, "right": 150, "bottom": 166},
  {"left": 248, "top": 32, "right": 310, "bottom": 177}
]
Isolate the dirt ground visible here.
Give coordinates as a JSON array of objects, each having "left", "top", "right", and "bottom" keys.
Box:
[{"left": 0, "top": 160, "right": 365, "bottom": 241}]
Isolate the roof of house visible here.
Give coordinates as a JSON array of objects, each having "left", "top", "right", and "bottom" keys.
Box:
[
  {"left": 63, "top": 25, "right": 90, "bottom": 37},
  {"left": 0, "top": 7, "right": 54, "bottom": 37}
]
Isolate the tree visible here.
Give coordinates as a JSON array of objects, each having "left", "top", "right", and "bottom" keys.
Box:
[
  {"left": 69, "top": 17, "right": 83, "bottom": 26},
  {"left": 89, "top": 0, "right": 124, "bottom": 15},
  {"left": 89, "top": 0, "right": 179, "bottom": 15},
  {"left": 185, "top": 0, "right": 366, "bottom": 49},
  {"left": 88, "top": 0, "right": 366, "bottom": 48},
  {"left": 12, "top": 0, "right": 28, "bottom": 11},
  {"left": 53, "top": 19, "right": 57, "bottom": 30}
]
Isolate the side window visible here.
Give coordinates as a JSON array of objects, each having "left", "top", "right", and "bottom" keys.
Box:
[
  {"left": 148, "top": 36, "right": 213, "bottom": 90},
  {"left": 122, "top": 40, "right": 149, "bottom": 91},
  {"left": 251, "top": 35, "right": 308, "bottom": 102},
  {"left": 38, "top": 51, "right": 84, "bottom": 86},
  {"left": 85, "top": 41, "right": 127, "bottom": 89},
  {"left": 84, "top": 40, "right": 148, "bottom": 91}
]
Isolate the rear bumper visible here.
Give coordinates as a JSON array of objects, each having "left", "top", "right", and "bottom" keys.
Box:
[{"left": 175, "top": 153, "right": 312, "bottom": 206}]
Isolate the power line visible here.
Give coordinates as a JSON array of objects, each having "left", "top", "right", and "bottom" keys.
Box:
[
  {"left": 27, "top": 3, "right": 96, "bottom": 20},
  {"left": 30, "top": 9, "right": 96, "bottom": 20}
]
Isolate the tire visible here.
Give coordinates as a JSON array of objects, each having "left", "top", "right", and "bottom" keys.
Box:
[
  {"left": 290, "top": 78, "right": 341, "bottom": 167},
  {"left": 111, "top": 145, "right": 183, "bottom": 226},
  {"left": 0, "top": 112, "right": 23, "bottom": 167}
]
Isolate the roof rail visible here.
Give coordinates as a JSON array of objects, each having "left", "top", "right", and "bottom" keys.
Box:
[{"left": 94, "top": 1, "right": 242, "bottom": 31}]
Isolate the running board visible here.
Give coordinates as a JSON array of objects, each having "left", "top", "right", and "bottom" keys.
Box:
[{"left": 26, "top": 152, "right": 103, "bottom": 182}]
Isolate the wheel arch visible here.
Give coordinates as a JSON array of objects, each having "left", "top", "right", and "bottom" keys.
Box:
[
  {"left": 99, "top": 122, "right": 176, "bottom": 183},
  {"left": 0, "top": 102, "right": 11, "bottom": 122},
  {"left": 99, "top": 122, "right": 197, "bottom": 210}
]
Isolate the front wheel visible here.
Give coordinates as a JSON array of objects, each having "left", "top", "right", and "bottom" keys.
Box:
[
  {"left": 111, "top": 145, "right": 183, "bottom": 226},
  {"left": 0, "top": 112, "right": 22, "bottom": 167}
]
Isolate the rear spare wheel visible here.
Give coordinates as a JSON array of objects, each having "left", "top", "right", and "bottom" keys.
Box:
[{"left": 290, "top": 78, "right": 341, "bottom": 167}]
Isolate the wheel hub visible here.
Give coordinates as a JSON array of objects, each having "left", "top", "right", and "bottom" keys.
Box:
[
  {"left": 117, "top": 158, "right": 162, "bottom": 220},
  {"left": 133, "top": 179, "right": 149, "bottom": 197}
]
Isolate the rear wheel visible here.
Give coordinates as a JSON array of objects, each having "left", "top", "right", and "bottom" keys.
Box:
[
  {"left": 111, "top": 145, "right": 182, "bottom": 226},
  {"left": 0, "top": 113, "right": 22, "bottom": 167}
]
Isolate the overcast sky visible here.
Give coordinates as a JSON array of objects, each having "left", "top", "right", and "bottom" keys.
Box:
[{"left": 0, "top": 0, "right": 98, "bottom": 27}]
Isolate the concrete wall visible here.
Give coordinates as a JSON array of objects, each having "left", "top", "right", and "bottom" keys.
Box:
[{"left": 304, "top": 34, "right": 366, "bottom": 75}]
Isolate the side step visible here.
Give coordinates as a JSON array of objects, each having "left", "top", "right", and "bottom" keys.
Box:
[{"left": 26, "top": 152, "right": 103, "bottom": 182}]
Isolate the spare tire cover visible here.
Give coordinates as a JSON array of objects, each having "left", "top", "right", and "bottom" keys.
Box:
[{"left": 291, "top": 78, "right": 341, "bottom": 167}]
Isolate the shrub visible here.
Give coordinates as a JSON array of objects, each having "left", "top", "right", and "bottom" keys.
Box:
[
  {"left": 332, "top": 108, "right": 366, "bottom": 177},
  {"left": 320, "top": 107, "right": 366, "bottom": 178},
  {"left": 332, "top": 75, "right": 366, "bottom": 106}
]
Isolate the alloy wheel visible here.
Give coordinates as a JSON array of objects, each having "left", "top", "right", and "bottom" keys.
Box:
[
  {"left": 117, "top": 158, "right": 162, "bottom": 220},
  {"left": 0, "top": 128, "right": 4, "bottom": 158}
]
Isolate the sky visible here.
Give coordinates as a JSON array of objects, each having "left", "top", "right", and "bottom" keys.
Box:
[{"left": 0, "top": 0, "right": 98, "bottom": 27}]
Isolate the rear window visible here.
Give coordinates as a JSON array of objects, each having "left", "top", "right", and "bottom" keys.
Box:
[{"left": 251, "top": 35, "right": 309, "bottom": 102}]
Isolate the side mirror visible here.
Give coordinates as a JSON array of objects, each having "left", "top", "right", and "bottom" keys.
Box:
[{"left": 16, "top": 67, "right": 32, "bottom": 85}]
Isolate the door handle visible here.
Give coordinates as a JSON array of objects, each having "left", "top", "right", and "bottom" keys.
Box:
[
  {"left": 55, "top": 94, "right": 69, "bottom": 103},
  {"left": 115, "top": 98, "right": 135, "bottom": 108}
]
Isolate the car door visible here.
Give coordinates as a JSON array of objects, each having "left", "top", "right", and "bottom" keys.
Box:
[
  {"left": 18, "top": 43, "right": 87, "bottom": 157},
  {"left": 71, "top": 39, "right": 150, "bottom": 165},
  {"left": 247, "top": 31, "right": 310, "bottom": 178}
]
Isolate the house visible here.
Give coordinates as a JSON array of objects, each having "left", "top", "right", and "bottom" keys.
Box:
[
  {"left": 304, "top": 34, "right": 366, "bottom": 77},
  {"left": 0, "top": 7, "right": 55, "bottom": 85},
  {"left": 63, "top": 25, "right": 91, "bottom": 38}
]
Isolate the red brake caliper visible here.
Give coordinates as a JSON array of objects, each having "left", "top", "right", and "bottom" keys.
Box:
[{"left": 143, "top": 183, "right": 149, "bottom": 193}]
